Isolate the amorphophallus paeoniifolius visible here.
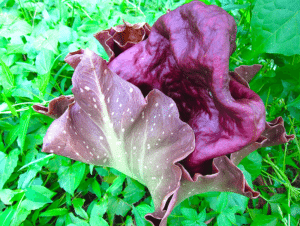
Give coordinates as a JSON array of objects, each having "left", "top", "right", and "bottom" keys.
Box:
[{"left": 33, "top": 1, "right": 294, "bottom": 225}]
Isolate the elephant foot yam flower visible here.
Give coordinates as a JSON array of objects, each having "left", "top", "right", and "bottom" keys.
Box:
[{"left": 33, "top": 1, "right": 294, "bottom": 226}]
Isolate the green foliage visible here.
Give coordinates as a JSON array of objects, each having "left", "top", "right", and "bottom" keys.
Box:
[
  {"left": 251, "top": 0, "right": 300, "bottom": 56},
  {"left": 0, "top": 0, "right": 299, "bottom": 225}
]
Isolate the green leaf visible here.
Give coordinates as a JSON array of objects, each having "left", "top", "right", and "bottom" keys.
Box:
[
  {"left": 0, "top": 205, "right": 15, "bottom": 226},
  {"left": 23, "top": 2, "right": 44, "bottom": 12},
  {"left": 72, "top": 198, "right": 88, "bottom": 219},
  {"left": 25, "top": 185, "right": 56, "bottom": 204},
  {"left": 18, "top": 151, "right": 50, "bottom": 189},
  {"left": 89, "top": 164, "right": 94, "bottom": 175},
  {"left": 67, "top": 212, "right": 90, "bottom": 226},
  {"left": 33, "top": 49, "right": 55, "bottom": 95},
  {"left": 251, "top": 0, "right": 300, "bottom": 56},
  {"left": 107, "top": 196, "right": 131, "bottom": 217},
  {"left": 0, "top": 149, "right": 20, "bottom": 189},
  {"left": 125, "top": 216, "right": 134, "bottom": 226},
  {"left": 0, "top": 189, "right": 23, "bottom": 205},
  {"left": 181, "top": 207, "right": 198, "bottom": 221},
  {"left": 6, "top": 44, "right": 25, "bottom": 54},
  {"left": 222, "top": 3, "right": 250, "bottom": 11},
  {"left": 106, "top": 174, "right": 126, "bottom": 196},
  {"left": 15, "top": 62, "right": 37, "bottom": 72},
  {"left": 236, "top": 215, "right": 251, "bottom": 225},
  {"left": 33, "top": 29, "right": 59, "bottom": 53},
  {"left": 95, "top": 167, "right": 109, "bottom": 177},
  {"left": 90, "top": 196, "right": 108, "bottom": 226},
  {"left": 35, "top": 49, "right": 54, "bottom": 75},
  {"left": 12, "top": 77, "right": 34, "bottom": 100},
  {"left": 0, "top": 120, "right": 14, "bottom": 131},
  {"left": 0, "top": 20, "right": 32, "bottom": 38},
  {"left": 227, "top": 193, "right": 248, "bottom": 215},
  {"left": 40, "top": 208, "right": 69, "bottom": 217},
  {"left": 286, "top": 94, "right": 300, "bottom": 108},
  {"left": 286, "top": 157, "right": 300, "bottom": 169},
  {"left": 132, "top": 206, "right": 146, "bottom": 226},
  {"left": 21, "top": 199, "right": 47, "bottom": 210},
  {"left": 58, "top": 24, "right": 78, "bottom": 43},
  {"left": 135, "top": 203, "right": 155, "bottom": 225},
  {"left": 197, "top": 208, "right": 206, "bottom": 222},
  {"left": 251, "top": 214, "right": 279, "bottom": 226},
  {"left": 122, "top": 178, "right": 145, "bottom": 204},
  {"left": 0, "top": 58, "right": 14, "bottom": 90},
  {"left": 238, "top": 164, "right": 254, "bottom": 189},
  {"left": 57, "top": 162, "right": 85, "bottom": 196},
  {"left": 181, "top": 220, "right": 199, "bottom": 226},
  {"left": 9, "top": 202, "right": 31, "bottom": 226},
  {"left": 240, "top": 150, "right": 262, "bottom": 180},
  {"left": 217, "top": 212, "right": 236, "bottom": 226},
  {"left": 91, "top": 179, "right": 102, "bottom": 199},
  {"left": 18, "top": 154, "right": 54, "bottom": 171},
  {"left": 1, "top": 94, "right": 18, "bottom": 117},
  {"left": 291, "top": 203, "right": 300, "bottom": 219},
  {"left": 4, "top": 126, "right": 19, "bottom": 151},
  {"left": 17, "top": 109, "right": 32, "bottom": 153},
  {"left": 207, "top": 192, "right": 228, "bottom": 213},
  {"left": 268, "top": 194, "right": 287, "bottom": 203}
]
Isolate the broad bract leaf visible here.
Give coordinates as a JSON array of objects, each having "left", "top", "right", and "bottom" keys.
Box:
[{"left": 38, "top": 48, "right": 195, "bottom": 221}]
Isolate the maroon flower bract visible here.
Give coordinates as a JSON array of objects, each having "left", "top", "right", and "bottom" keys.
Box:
[
  {"left": 33, "top": 1, "right": 294, "bottom": 226},
  {"left": 107, "top": 1, "right": 267, "bottom": 175}
]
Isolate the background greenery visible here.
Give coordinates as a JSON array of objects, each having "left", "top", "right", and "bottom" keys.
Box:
[{"left": 0, "top": 0, "right": 299, "bottom": 225}]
